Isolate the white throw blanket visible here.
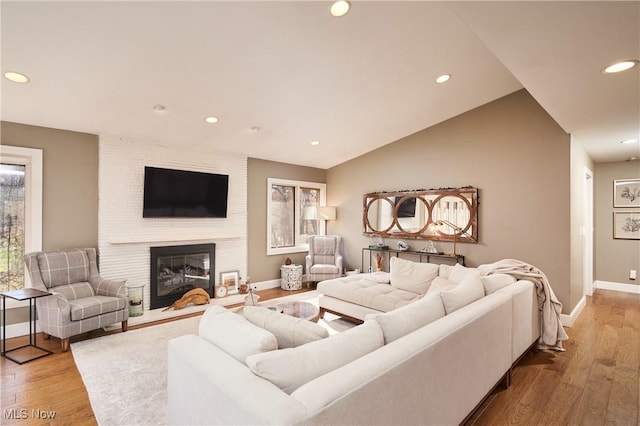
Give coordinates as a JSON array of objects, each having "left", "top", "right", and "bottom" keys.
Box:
[{"left": 477, "top": 258, "right": 569, "bottom": 351}]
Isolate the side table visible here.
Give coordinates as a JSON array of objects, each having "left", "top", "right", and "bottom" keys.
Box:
[
  {"left": 1, "top": 288, "right": 53, "bottom": 364},
  {"left": 280, "top": 264, "right": 303, "bottom": 290}
]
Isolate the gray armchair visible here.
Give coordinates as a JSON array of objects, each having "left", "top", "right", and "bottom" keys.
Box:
[
  {"left": 305, "top": 235, "right": 343, "bottom": 283},
  {"left": 24, "top": 248, "right": 129, "bottom": 352}
]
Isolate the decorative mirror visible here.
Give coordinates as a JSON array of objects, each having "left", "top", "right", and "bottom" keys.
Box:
[{"left": 363, "top": 187, "right": 478, "bottom": 243}]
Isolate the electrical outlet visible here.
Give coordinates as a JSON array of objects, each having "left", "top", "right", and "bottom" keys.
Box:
[{"left": 631, "top": 270, "right": 637, "bottom": 280}]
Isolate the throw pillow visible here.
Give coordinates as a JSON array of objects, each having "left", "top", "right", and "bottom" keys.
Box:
[
  {"left": 365, "top": 291, "right": 446, "bottom": 344},
  {"left": 389, "top": 257, "right": 439, "bottom": 295},
  {"left": 448, "top": 263, "right": 480, "bottom": 283},
  {"left": 198, "top": 306, "right": 277, "bottom": 363},
  {"left": 480, "top": 273, "right": 517, "bottom": 295},
  {"left": 243, "top": 306, "right": 329, "bottom": 348},
  {"left": 245, "top": 320, "right": 384, "bottom": 394},
  {"left": 439, "top": 275, "right": 485, "bottom": 314}
]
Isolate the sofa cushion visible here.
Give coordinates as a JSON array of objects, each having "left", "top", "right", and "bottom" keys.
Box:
[
  {"left": 245, "top": 320, "right": 384, "bottom": 394},
  {"left": 365, "top": 291, "right": 446, "bottom": 343},
  {"left": 69, "top": 295, "right": 126, "bottom": 320},
  {"left": 199, "top": 306, "right": 277, "bottom": 363},
  {"left": 448, "top": 263, "right": 480, "bottom": 283},
  {"left": 36, "top": 249, "right": 90, "bottom": 288},
  {"left": 318, "top": 278, "right": 419, "bottom": 312},
  {"left": 440, "top": 275, "right": 485, "bottom": 314},
  {"left": 243, "top": 306, "right": 329, "bottom": 348},
  {"left": 426, "top": 276, "right": 458, "bottom": 294},
  {"left": 480, "top": 274, "right": 517, "bottom": 295},
  {"left": 389, "top": 257, "right": 439, "bottom": 295}
]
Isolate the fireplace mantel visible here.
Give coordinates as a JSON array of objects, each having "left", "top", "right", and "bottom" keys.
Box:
[{"left": 109, "top": 234, "right": 241, "bottom": 245}]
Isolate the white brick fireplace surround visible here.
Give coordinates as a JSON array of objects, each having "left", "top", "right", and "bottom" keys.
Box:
[{"left": 98, "top": 134, "right": 249, "bottom": 321}]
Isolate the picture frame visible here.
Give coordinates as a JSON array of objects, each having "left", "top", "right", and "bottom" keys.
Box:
[
  {"left": 613, "top": 212, "right": 640, "bottom": 240},
  {"left": 613, "top": 179, "right": 640, "bottom": 207},
  {"left": 219, "top": 270, "right": 240, "bottom": 294}
]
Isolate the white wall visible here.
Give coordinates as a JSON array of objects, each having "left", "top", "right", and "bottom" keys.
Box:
[{"left": 98, "top": 134, "right": 247, "bottom": 311}]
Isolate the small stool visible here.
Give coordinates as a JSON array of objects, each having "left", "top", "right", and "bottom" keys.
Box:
[{"left": 280, "top": 264, "right": 303, "bottom": 290}]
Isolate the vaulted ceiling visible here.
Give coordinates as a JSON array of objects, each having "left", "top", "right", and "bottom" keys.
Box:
[{"left": 2, "top": 1, "right": 638, "bottom": 168}]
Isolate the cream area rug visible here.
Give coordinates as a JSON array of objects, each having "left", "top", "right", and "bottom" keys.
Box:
[{"left": 71, "top": 291, "right": 353, "bottom": 426}]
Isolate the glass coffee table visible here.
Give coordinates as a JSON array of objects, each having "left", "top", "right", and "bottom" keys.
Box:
[{"left": 275, "top": 301, "right": 320, "bottom": 322}]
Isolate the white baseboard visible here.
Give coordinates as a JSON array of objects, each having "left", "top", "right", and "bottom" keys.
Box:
[
  {"left": 3, "top": 322, "right": 43, "bottom": 339},
  {"left": 3, "top": 279, "right": 285, "bottom": 338},
  {"left": 559, "top": 281, "right": 640, "bottom": 329},
  {"left": 594, "top": 280, "right": 640, "bottom": 294},
  {"left": 560, "top": 295, "right": 586, "bottom": 328}
]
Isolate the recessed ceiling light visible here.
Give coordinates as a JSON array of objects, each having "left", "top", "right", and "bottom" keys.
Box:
[
  {"left": 204, "top": 116, "right": 219, "bottom": 124},
  {"left": 627, "top": 156, "right": 639, "bottom": 161},
  {"left": 330, "top": 1, "right": 351, "bottom": 17},
  {"left": 310, "top": 140, "right": 321, "bottom": 146},
  {"left": 620, "top": 139, "right": 638, "bottom": 144},
  {"left": 602, "top": 60, "right": 639, "bottom": 74},
  {"left": 435, "top": 74, "right": 451, "bottom": 84},
  {"left": 153, "top": 104, "right": 166, "bottom": 111},
  {"left": 4, "top": 71, "right": 30, "bottom": 83}
]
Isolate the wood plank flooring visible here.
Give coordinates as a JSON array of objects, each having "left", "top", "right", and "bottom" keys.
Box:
[
  {"left": 1, "top": 288, "right": 639, "bottom": 425},
  {"left": 468, "top": 288, "right": 640, "bottom": 426}
]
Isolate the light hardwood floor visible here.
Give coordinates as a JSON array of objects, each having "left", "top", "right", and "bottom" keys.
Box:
[{"left": 1, "top": 288, "right": 638, "bottom": 425}]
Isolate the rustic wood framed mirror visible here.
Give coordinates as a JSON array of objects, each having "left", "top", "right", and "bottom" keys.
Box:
[{"left": 363, "top": 187, "right": 478, "bottom": 242}]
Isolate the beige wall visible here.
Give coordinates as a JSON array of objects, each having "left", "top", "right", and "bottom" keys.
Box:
[
  {"left": 594, "top": 160, "right": 640, "bottom": 285},
  {"left": 1, "top": 121, "right": 99, "bottom": 324},
  {"left": 570, "top": 139, "right": 595, "bottom": 308},
  {"left": 326, "top": 90, "right": 575, "bottom": 313},
  {"left": 247, "top": 158, "right": 326, "bottom": 282}
]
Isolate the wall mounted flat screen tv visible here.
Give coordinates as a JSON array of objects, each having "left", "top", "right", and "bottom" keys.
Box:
[
  {"left": 394, "top": 196, "right": 416, "bottom": 218},
  {"left": 143, "top": 166, "right": 229, "bottom": 218}
]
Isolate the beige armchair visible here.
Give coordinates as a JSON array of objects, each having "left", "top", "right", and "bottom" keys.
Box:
[
  {"left": 305, "top": 235, "right": 343, "bottom": 283},
  {"left": 24, "top": 248, "right": 129, "bottom": 352}
]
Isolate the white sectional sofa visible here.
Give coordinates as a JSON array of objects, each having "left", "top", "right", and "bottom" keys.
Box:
[{"left": 167, "top": 257, "right": 544, "bottom": 425}]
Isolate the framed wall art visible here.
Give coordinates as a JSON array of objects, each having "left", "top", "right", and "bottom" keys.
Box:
[
  {"left": 613, "top": 212, "right": 640, "bottom": 240},
  {"left": 613, "top": 179, "right": 640, "bottom": 207},
  {"left": 219, "top": 270, "right": 240, "bottom": 294}
]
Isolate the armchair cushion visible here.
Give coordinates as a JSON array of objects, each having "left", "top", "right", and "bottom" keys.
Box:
[
  {"left": 70, "top": 295, "right": 127, "bottom": 321},
  {"left": 36, "top": 249, "right": 90, "bottom": 288},
  {"left": 54, "top": 282, "right": 95, "bottom": 301}
]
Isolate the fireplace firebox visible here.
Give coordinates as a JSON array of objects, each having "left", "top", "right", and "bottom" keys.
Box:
[{"left": 150, "top": 243, "right": 215, "bottom": 310}]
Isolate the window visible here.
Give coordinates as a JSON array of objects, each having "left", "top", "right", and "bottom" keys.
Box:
[
  {"left": 0, "top": 146, "right": 43, "bottom": 292},
  {"left": 267, "top": 178, "right": 326, "bottom": 255}
]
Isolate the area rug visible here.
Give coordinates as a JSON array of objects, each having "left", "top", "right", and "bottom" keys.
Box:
[{"left": 71, "top": 291, "right": 353, "bottom": 425}]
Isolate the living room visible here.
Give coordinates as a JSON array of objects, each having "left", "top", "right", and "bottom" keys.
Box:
[{"left": 1, "top": 1, "right": 639, "bottom": 425}]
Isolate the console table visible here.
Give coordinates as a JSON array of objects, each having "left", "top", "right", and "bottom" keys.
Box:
[
  {"left": 362, "top": 247, "right": 464, "bottom": 273},
  {"left": 1, "top": 288, "right": 53, "bottom": 364}
]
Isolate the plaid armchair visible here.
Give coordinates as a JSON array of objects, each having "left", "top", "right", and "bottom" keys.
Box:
[
  {"left": 24, "top": 248, "right": 129, "bottom": 352},
  {"left": 305, "top": 235, "right": 343, "bottom": 283}
]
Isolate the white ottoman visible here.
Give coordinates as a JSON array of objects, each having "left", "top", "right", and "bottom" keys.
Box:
[{"left": 280, "top": 264, "right": 303, "bottom": 290}]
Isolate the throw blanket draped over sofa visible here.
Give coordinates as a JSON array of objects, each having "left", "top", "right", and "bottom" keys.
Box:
[{"left": 477, "top": 258, "right": 568, "bottom": 351}]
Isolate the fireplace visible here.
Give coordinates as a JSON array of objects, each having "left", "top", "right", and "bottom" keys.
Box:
[{"left": 150, "top": 243, "right": 215, "bottom": 310}]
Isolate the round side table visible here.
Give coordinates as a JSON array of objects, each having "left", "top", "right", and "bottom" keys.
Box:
[{"left": 280, "top": 264, "right": 303, "bottom": 290}]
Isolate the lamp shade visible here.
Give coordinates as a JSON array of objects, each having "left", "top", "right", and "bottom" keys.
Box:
[{"left": 318, "top": 206, "right": 337, "bottom": 221}]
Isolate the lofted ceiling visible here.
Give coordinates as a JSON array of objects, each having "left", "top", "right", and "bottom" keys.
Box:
[{"left": 1, "top": 1, "right": 638, "bottom": 169}]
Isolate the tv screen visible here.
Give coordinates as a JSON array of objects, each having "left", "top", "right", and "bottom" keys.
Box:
[
  {"left": 395, "top": 196, "right": 416, "bottom": 218},
  {"left": 143, "top": 167, "right": 229, "bottom": 218}
]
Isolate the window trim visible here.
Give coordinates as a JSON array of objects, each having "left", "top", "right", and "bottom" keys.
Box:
[
  {"left": 0, "top": 145, "right": 43, "bottom": 294},
  {"left": 267, "top": 177, "right": 326, "bottom": 256}
]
